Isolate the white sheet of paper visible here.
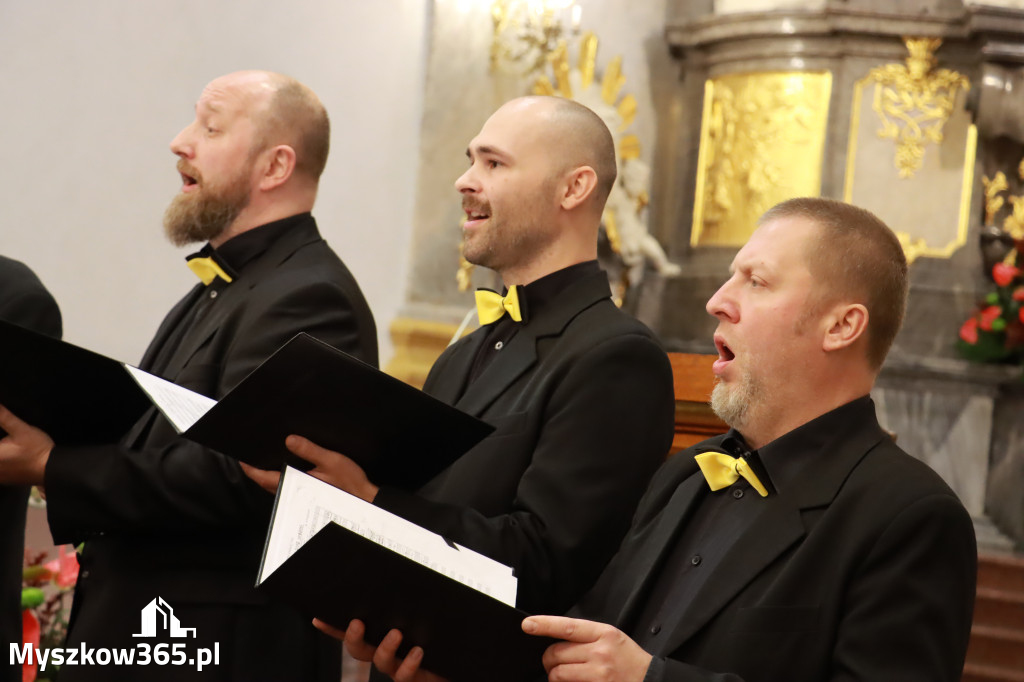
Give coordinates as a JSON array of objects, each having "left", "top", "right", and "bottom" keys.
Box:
[
  {"left": 123, "top": 364, "right": 217, "bottom": 433},
  {"left": 261, "top": 466, "right": 518, "bottom": 607}
]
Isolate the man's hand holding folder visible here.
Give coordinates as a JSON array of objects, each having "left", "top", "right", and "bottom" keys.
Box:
[
  {"left": 241, "top": 433, "right": 379, "bottom": 503},
  {"left": 0, "top": 404, "right": 53, "bottom": 486},
  {"left": 331, "top": 614, "right": 652, "bottom": 682}
]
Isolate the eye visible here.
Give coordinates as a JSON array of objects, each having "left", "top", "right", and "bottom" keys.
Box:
[{"left": 486, "top": 159, "right": 501, "bottom": 169}]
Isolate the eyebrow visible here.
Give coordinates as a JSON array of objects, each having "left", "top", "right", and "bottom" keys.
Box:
[{"left": 466, "top": 144, "right": 510, "bottom": 161}]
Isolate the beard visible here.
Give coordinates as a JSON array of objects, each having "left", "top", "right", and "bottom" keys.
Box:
[
  {"left": 461, "top": 188, "right": 557, "bottom": 274},
  {"left": 709, "top": 369, "right": 765, "bottom": 431},
  {"left": 163, "top": 161, "right": 252, "bottom": 247}
]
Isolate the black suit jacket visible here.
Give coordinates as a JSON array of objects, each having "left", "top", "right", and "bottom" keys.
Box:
[
  {"left": 375, "top": 270, "right": 676, "bottom": 615},
  {"left": 43, "top": 215, "right": 377, "bottom": 681},
  {"left": 573, "top": 399, "right": 977, "bottom": 682},
  {"left": 0, "top": 256, "right": 61, "bottom": 682}
]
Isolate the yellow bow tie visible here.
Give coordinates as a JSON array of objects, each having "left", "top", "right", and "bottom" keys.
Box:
[
  {"left": 475, "top": 286, "right": 523, "bottom": 325},
  {"left": 186, "top": 256, "right": 234, "bottom": 286},
  {"left": 694, "top": 451, "right": 769, "bottom": 497}
]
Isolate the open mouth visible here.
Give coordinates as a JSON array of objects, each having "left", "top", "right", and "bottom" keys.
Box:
[
  {"left": 177, "top": 161, "right": 200, "bottom": 190},
  {"left": 713, "top": 335, "right": 735, "bottom": 375},
  {"left": 716, "top": 338, "right": 735, "bottom": 362}
]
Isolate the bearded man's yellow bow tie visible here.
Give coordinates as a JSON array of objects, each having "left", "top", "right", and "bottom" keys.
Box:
[
  {"left": 186, "top": 255, "right": 234, "bottom": 285},
  {"left": 694, "top": 451, "right": 769, "bottom": 497},
  {"left": 475, "top": 286, "right": 523, "bottom": 325}
]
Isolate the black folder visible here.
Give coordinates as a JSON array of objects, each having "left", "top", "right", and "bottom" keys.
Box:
[
  {"left": 257, "top": 470, "right": 553, "bottom": 682},
  {"left": 173, "top": 332, "right": 494, "bottom": 490},
  {"left": 0, "top": 321, "right": 493, "bottom": 491},
  {"left": 0, "top": 319, "right": 152, "bottom": 444}
]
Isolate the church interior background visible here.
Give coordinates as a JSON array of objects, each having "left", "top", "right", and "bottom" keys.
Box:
[{"left": 4, "top": 0, "right": 1024, "bottom": 679}]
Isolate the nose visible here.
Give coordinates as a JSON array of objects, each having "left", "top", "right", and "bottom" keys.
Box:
[
  {"left": 455, "top": 164, "right": 477, "bottom": 194},
  {"left": 169, "top": 124, "right": 193, "bottom": 158},
  {"left": 706, "top": 276, "right": 738, "bottom": 322}
]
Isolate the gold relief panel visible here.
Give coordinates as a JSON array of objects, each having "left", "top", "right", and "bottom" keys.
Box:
[
  {"left": 844, "top": 38, "right": 974, "bottom": 264},
  {"left": 691, "top": 71, "right": 832, "bottom": 248}
]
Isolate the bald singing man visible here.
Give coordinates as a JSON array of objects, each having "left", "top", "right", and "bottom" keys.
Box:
[
  {"left": 0, "top": 71, "right": 376, "bottom": 681},
  {"left": 245, "top": 95, "right": 676, "bottom": 672}
]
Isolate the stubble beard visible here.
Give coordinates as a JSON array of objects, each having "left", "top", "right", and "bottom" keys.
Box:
[
  {"left": 461, "top": 186, "right": 557, "bottom": 276},
  {"left": 710, "top": 369, "right": 764, "bottom": 431},
  {"left": 163, "top": 165, "right": 253, "bottom": 247}
]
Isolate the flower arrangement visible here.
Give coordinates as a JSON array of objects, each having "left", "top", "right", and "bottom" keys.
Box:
[
  {"left": 958, "top": 261, "right": 1024, "bottom": 366},
  {"left": 21, "top": 545, "right": 78, "bottom": 682},
  {"left": 960, "top": 168, "right": 1024, "bottom": 370}
]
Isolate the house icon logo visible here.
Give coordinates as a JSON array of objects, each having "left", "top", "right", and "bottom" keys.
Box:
[{"left": 132, "top": 597, "right": 196, "bottom": 638}]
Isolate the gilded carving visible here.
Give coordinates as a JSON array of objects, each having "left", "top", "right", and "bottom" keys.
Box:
[
  {"left": 691, "top": 72, "right": 832, "bottom": 247},
  {"left": 983, "top": 161, "right": 1024, "bottom": 267},
  {"left": 866, "top": 37, "right": 970, "bottom": 179}
]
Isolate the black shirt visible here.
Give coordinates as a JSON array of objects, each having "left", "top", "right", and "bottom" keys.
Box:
[
  {"left": 467, "top": 260, "right": 602, "bottom": 385},
  {"left": 633, "top": 396, "right": 874, "bottom": 646}
]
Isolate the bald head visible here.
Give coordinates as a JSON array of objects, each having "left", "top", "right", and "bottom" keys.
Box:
[
  {"left": 499, "top": 96, "right": 618, "bottom": 212},
  {"left": 223, "top": 70, "right": 331, "bottom": 181}
]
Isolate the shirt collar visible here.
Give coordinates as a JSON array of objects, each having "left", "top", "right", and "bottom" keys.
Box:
[
  {"left": 726, "top": 395, "right": 876, "bottom": 496},
  {"left": 202, "top": 212, "right": 311, "bottom": 274},
  {"left": 500, "top": 260, "right": 601, "bottom": 324}
]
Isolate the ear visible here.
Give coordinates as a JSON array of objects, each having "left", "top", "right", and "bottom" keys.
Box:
[
  {"left": 257, "top": 145, "right": 297, "bottom": 191},
  {"left": 822, "top": 303, "right": 868, "bottom": 353},
  {"left": 559, "top": 166, "right": 598, "bottom": 211}
]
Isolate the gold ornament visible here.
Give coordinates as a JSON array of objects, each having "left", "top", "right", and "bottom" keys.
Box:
[{"left": 867, "top": 37, "right": 970, "bottom": 179}]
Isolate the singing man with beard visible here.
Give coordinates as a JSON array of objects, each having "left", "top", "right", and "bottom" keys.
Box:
[{"left": 0, "top": 70, "right": 376, "bottom": 681}]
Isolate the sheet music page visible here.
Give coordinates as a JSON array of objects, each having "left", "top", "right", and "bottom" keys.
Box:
[
  {"left": 261, "top": 466, "right": 518, "bottom": 606},
  {"left": 123, "top": 365, "right": 217, "bottom": 433}
]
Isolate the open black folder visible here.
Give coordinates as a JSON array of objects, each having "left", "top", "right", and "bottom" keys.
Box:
[
  {"left": 0, "top": 319, "right": 152, "bottom": 444},
  {"left": 257, "top": 466, "right": 553, "bottom": 682},
  {"left": 136, "top": 332, "right": 495, "bottom": 490},
  {"left": 0, "top": 322, "right": 493, "bottom": 491}
]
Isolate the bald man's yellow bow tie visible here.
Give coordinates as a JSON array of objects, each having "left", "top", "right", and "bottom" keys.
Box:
[
  {"left": 186, "top": 255, "right": 234, "bottom": 285},
  {"left": 694, "top": 451, "right": 769, "bottom": 497},
  {"left": 475, "top": 286, "right": 523, "bottom": 325}
]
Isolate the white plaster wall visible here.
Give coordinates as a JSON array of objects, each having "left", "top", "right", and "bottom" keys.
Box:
[{"left": 0, "top": 0, "right": 428, "bottom": 366}]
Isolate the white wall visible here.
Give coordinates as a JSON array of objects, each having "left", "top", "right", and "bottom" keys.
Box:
[{"left": 0, "top": 0, "right": 428, "bottom": 365}]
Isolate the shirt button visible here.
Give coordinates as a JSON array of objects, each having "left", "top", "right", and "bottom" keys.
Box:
[
  {"left": 209, "top": 290, "right": 218, "bottom": 299},
  {"left": 494, "top": 341, "right": 503, "bottom": 350},
  {"left": 732, "top": 488, "right": 744, "bottom": 499},
  {"left": 649, "top": 624, "right": 661, "bottom": 635},
  {"left": 691, "top": 555, "right": 702, "bottom": 567}
]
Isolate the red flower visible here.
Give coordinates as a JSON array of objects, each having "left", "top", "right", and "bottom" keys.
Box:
[
  {"left": 1014, "top": 286, "right": 1024, "bottom": 302},
  {"left": 22, "top": 610, "right": 39, "bottom": 682},
  {"left": 993, "top": 263, "right": 1021, "bottom": 287},
  {"left": 1020, "top": 307, "right": 1024, "bottom": 324},
  {"left": 43, "top": 545, "right": 78, "bottom": 589},
  {"left": 960, "top": 317, "right": 979, "bottom": 344},
  {"left": 979, "top": 305, "right": 1003, "bottom": 331}
]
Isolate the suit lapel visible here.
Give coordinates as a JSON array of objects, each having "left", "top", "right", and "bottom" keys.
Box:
[
  {"left": 138, "top": 285, "right": 204, "bottom": 371},
  {"left": 158, "top": 218, "right": 322, "bottom": 381},
  {"left": 608, "top": 471, "right": 707, "bottom": 627},
  {"left": 426, "top": 331, "right": 490, "bottom": 406},
  {"left": 453, "top": 271, "right": 612, "bottom": 417}
]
